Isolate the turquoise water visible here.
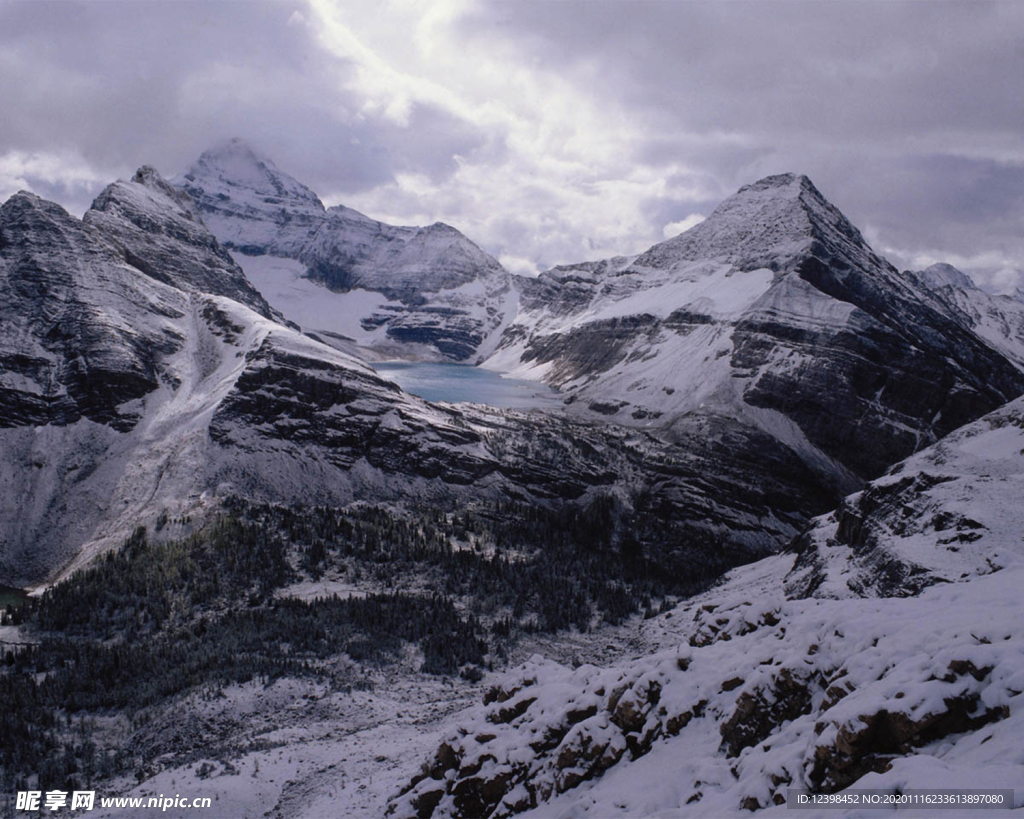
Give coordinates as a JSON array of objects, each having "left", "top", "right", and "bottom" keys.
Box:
[{"left": 374, "top": 362, "right": 560, "bottom": 409}]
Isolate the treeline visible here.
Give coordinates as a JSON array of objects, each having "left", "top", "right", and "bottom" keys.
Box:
[{"left": 233, "top": 494, "right": 734, "bottom": 633}]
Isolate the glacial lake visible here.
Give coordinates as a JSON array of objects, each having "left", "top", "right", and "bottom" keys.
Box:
[{"left": 373, "top": 362, "right": 561, "bottom": 409}]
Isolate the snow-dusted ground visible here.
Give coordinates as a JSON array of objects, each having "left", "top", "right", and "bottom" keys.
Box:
[
  {"left": 6, "top": 159, "right": 1024, "bottom": 818},
  {"left": 274, "top": 577, "right": 369, "bottom": 601},
  {"left": 390, "top": 397, "right": 1024, "bottom": 819},
  {"left": 91, "top": 672, "right": 481, "bottom": 819},
  {"left": 81, "top": 612, "right": 667, "bottom": 819},
  {"left": 386, "top": 567, "right": 1024, "bottom": 819},
  {"left": 237, "top": 253, "right": 399, "bottom": 350}
]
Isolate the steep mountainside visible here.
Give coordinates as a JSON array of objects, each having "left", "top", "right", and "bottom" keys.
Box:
[
  {"left": 0, "top": 172, "right": 419, "bottom": 583},
  {"left": 394, "top": 396, "right": 1024, "bottom": 818},
  {"left": 485, "top": 175, "right": 1024, "bottom": 487},
  {"left": 174, "top": 139, "right": 515, "bottom": 361},
  {"left": 0, "top": 170, "right": 838, "bottom": 586}
]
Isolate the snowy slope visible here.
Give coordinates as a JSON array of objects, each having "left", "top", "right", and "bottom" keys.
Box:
[
  {"left": 485, "top": 174, "right": 1024, "bottom": 489},
  {"left": 786, "top": 392, "right": 1024, "bottom": 599},
  {"left": 174, "top": 139, "right": 516, "bottom": 361},
  {"left": 393, "top": 396, "right": 1024, "bottom": 818},
  {"left": 0, "top": 170, "right": 501, "bottom": 583},
  {"left": 0, "top": 170, "right": 436, "bottom": 583}
]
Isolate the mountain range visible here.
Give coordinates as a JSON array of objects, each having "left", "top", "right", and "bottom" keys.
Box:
[{"left": 1, "top": 141, "right": 1022, "bottom": 817}]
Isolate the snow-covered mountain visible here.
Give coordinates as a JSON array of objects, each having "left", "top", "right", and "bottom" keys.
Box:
[
  {"left": 485, "top": 174, "right": 1024, "bottom": 490},
  {"left": 5, "top": 155, "right": 1024, "bottom": 818},
  {"left": 0, "top": 170, "right": 487, "bottom": 583},
  {"left": 174, "top": 139, "right": 516, "bottom": 361},
  {"left": 393, "top": 394, "right": 1024, "bottom": 818},
  {"left": 908, "top": 262, "right": 1024, "bottom": 371}
]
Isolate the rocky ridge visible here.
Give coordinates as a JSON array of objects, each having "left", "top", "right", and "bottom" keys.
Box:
[{"left": 908, "top": 262, "right": 1024, "bottom": 371}]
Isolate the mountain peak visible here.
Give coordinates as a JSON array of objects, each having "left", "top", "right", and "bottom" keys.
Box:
[
  {"left": 728, "top": 172, "right": 845, "bottom": 225},
  {"left": 734, "top": 171, "right": 807, "bottom": 194},
  {"left": 915, "top": 262, "right": 976, "bottom": 291},
  {"left": 635, "top": 172, "right": 868, "bottom": 273},
  {"left": 129, "top": 165, "right": 200, "bottom": 219},
  {"left": 176, "top": 138, "right": 324, "bottom": 214},
  {"left": 197, "top": 136, "right": 278, "bottom": 172},
  {"left": 173, "top": 139, "right": 326, "bottom": 257}
]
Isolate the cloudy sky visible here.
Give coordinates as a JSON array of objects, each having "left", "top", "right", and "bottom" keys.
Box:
[{"left": 1, "top": 0, "right": 1022, "bottom": 289}]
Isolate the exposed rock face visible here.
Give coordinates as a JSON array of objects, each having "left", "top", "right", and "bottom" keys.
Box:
[
  {"left": 0, "top": 191, "right": 187, "bottom": 432},
  {"left": 85, "top": 166, "right": 273, "bottom": 317},
  {"left": 174, "top": 139, "right": 514, "bottom": 361},
  {"left": 486, "top": 174, "right": 1024, "bottom": 488}
]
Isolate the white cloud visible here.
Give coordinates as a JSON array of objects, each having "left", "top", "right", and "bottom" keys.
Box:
[
  {"left": 662, "top": 213, "right": 706, "bottom": 239},
  {"left": 985, "top": 266, "right": 1023, "bottom": 295},
  {"left": 0, "top": 150, "right": 106, "bottom": 208},
  {"left": 498, "top": 255, "right": 541, "bottom": 278},
  {"left": 862, "top": 225, "right": 1024, "bottom": 296},
  {"left": 303, "top": 0, "right": 711, "bottom": 267}
]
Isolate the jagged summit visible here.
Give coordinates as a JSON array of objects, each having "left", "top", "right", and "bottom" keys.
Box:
[
  {"left": 130, "top": 164, "right": 201, "bottom": 218},
  {"left": 637, "top": 172, "right": 872, "bottom": 273},
  {"left": 84, "top": 165, "right": 272, "bottom": 315},
  {"left": 173, "top": 138, "right": 326, "bottom": 258},
  {"left": 907, "top": 261, "right": 1024, "bottom": 371},
  {"left": 180, "top": 137, "right": 324, "bottom": 211}
]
